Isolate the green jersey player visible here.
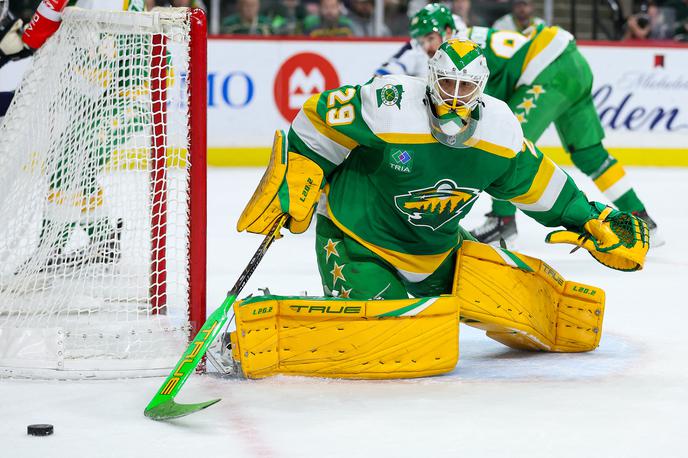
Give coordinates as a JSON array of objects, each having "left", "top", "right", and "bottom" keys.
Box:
[
  {"left": 237, "top": 38, "right": 649, "bottom": 301},
  {"left": 16, "top": 0, "right": 147, "bottom": 270},
  {"left": 378, "top": 4, "right": 658, "bottom": 246}
]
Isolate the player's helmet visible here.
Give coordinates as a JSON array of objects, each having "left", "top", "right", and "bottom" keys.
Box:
[
  {"left": 426, "top": 38, "right": 489, "bottom": 142},
  {"left": 410, "top": 3, "right": 456, "bottom": 40}
]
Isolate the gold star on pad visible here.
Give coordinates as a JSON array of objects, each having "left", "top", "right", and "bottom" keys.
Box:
[
  {"left": 516, "top": 98, "right": 536, "bottom": 115},
  {"left": 323, "top": 239, "right": 340, "bottom": 262},
  {"left": 330, "top": 261, "right": 346, "bottom": 287}
]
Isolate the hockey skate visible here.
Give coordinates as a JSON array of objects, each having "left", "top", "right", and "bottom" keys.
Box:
[
  {"left": 55, "top": 218, "right": 124, "bottom": 268},
  {"left": 206, "top": 331, "right": 244, "bottom": 379},
  {"left": 17, "top": 218, "right": 125, "bottom": 275},
  {"left": 470, "top": 212, "right": 518, "bottom": 246}
]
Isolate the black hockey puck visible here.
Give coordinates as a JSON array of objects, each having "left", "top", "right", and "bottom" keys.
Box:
[{"left": 27, "top": 424, "right": 53, "bottom": 436}]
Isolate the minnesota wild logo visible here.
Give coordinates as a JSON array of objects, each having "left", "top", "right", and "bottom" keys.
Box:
[
  {"left": 376, "top": 84, "right": 404, "bottom": 109},
  {"left": 394, "top": 179, "right": 479, "bottom": 230}
]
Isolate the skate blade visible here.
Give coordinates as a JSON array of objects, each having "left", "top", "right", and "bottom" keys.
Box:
[
  {"left": 649, "top": 227, "right": 665, "bottom": 248},
  {"left": 487, "top": 233, "right": 519, "bottom": 250}
]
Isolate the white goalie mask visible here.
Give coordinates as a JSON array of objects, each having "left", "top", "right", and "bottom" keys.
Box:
[{"left": 427, "top": 38, "right": 489, "bottom": 142}]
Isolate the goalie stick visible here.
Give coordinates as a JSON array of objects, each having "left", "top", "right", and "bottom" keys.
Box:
[{"left": 144, "top": 215, "right": 288, "bottom": 421}]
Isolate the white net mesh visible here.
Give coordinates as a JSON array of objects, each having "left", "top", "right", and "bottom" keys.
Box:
[{"left": 0, "top": 8, "right": 201, "bottom": 378}]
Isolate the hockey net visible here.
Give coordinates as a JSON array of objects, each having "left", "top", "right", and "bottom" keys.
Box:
[{"left": 0, "top": 7, "right": 207, "bottom": 378}]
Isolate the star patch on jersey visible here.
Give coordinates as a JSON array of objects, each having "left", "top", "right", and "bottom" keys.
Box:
[
  {"left": 323, "top": 239, "right": 340, "bottom": 262},
  {"left": 376, "top": 84, "right": 404, "bottom": 109},
  {"left": 516, "top": 98, "right": 536, "bottom": 115},
  {"left": 526, "top": 85, "right": 546, "bottom": 99},
  {"left": 394, "top": 179, "right": 479, "bottom": 231},
  {"left": 330, "top": 261, "right": 346, "bottom": 286},
  {"left": 339, "top": 287, "right": 352, "bottom": 298}
]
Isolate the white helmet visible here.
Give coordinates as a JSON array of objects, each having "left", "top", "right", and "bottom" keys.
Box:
[{"left": 427, "top": 38, "right": 489, "bottom": 144}]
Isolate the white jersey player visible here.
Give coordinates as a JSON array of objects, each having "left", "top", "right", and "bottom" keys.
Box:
[{"left": 376, "top": 4, "right": 462, "bottom": 78}]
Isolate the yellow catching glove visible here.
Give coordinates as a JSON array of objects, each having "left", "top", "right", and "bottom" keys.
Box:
[
  {"left": 545, "top": 203, "right": 650, "bottom": 272},
  {"left": 237, "top": 130, "right": 324, "bottom": 236}
]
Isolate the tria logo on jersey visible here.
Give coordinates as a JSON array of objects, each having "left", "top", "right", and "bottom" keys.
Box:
[
  {"left": 376, "top": 84, "right": 404, "bottom": 109},
  {"left": 390, "top": 149, "right": 413, "bottom": 173},
  {"left": 394, "top": 179, "right": 479, "bottom": 230}
]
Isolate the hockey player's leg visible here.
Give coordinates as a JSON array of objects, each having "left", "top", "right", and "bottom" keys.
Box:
[
  {"left": 470, "top": 200, "right": 517, "bottom": 245},
  {"left": 17, "top": 156, "right": 78, "bottom": 272},
  {"left": 554, "top": 93, "right": 662, "bottom": 244},
  {"left": 75, "top": 134, "right": 123, "bottom": 265},
  {"left": 454, "top": 241, "right": 605, "bottom": 352},
  {"left": 62, "top": 91, "right": 143, "bottom": 266},
  {"left": 472, "top": 73, "right": 569, "bottom": 245},
  {"left": 315, "top": 215, "right": 408, "bottom": 300}
]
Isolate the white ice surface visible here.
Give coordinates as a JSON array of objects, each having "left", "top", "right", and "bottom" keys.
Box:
[{"left": 2, "top": 166, "right": 687, "bottom": 458}]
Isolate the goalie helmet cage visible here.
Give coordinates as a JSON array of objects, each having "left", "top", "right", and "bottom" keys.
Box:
[{"left": 0, "top": 7, "right": 207, "bottom": 379}]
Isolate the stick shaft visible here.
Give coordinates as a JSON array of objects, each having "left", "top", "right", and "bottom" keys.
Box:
[{"left": 144, "top": 216, "right": 287, "bottom": 416}]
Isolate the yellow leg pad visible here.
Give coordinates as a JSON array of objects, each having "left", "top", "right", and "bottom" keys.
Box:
[
  {"left": 229, "top": 295, "right": 459, "bottom": 379},
  {"left": 453, "top": 241, "right": 605, "bottom": 352}
]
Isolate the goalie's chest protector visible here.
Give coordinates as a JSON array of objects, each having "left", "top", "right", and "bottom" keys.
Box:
[{"left": 325, "top": 76, "right": 523, "bottom": 257}]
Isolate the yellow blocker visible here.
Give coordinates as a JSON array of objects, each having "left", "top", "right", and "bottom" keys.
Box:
[
  {"left": 454, "top": 241, "right": 605, "bottom": 352},
  {"left": 237, "top": 130, "right": 324, "bottom": 236},
  {"left": 229, "top": 295, "right": 459, "bottom": 379}
]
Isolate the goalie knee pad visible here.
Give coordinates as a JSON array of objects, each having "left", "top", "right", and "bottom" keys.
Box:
[
  {"left": 229, "top": 295, "right": 460, "bottom": 379},
  {"left": 453, "top": 241, "right": 605, "bottom": 352}
]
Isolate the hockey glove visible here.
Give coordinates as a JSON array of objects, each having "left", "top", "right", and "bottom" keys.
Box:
[
  {"left": 237, "top": 130, "right": 324, "bottom": 236},
  {"left": 545, "top": 202, "right": 649, "bottom": 271}
]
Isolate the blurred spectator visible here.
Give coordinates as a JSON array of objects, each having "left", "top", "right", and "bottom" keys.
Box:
[
  {"left": 266, "top": 0, "right": 308, "bottom": 34},
  {"left": 145, "top": 0, "right": 207, "bottom": 9},
  {"left": 221, "top": 0, "right": 272, "bottom": 34},
  {"left": 406, "top": 0, "right": 426, "bottom": 20},
  {"left": 347, "top": 0, "right": 391, "bottom": 36},
  {"left": 171, "top": 0, "right": 207, "bottom": 7},
  {"left": 492, "top": 0, "right": 544, "bottom": 32},
  {"left": 450, "top": 0, "right": 485, "bottom": 28},
  {"left": 385, "top": 0, "right": 410, "bottom": 36},
  {"left": 303, "top": 0, "right": 355, "bottom": 36},
  {"left": 673, "top": 2, "right": 688, "bottom": 40},
  {"left": 303, "top": 0, "right": 321, "bottom": 16},
  {"left": 624, "top": 1, "right": 673, "bottom": 39},
  {"left": 661, "top": 0, "right": 688, "bottom": 40}
]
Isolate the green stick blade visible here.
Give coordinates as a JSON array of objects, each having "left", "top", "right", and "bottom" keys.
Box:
[
  {"left": 144, "top": 295, "right": 237, "bottom": 420},
  {"left": 144, "top": 398, "right": 221, "bottom": 420}
]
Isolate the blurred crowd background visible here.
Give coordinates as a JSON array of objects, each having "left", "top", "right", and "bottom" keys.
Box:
[{"left": 8, "top": 0, "right": 688, "bottom": 41}]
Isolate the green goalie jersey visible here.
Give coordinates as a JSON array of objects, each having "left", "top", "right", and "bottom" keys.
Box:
[
  {"left": 468, "top": 25, "right": 574, "bottom": 101},
  {"left": 288, "top": 75, "right": 594, "bottom": 279}
]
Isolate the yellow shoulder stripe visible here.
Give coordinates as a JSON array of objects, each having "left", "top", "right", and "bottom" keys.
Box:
[
  {"left": 303, "top": 95, "right": 359, "bottom": 151},
  {"left": 464, "top": 137, "right": 517, "bottom": 159},
  {"left": 510, "top": 155, "right": 556, "bottom": 205},
  {"left": 522, "top": 27, "right": 558, "bottom": 73},
  {"left": 325, "top": 194, "right": 453, "bottom": 275},
  {"left": 376, "top": 133, "right": 436, "bottom": 144}
]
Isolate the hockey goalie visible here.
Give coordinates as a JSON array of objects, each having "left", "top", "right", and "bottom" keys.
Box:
[{"left": 219, "top": 38, "right": 649, "bottom": 380}]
